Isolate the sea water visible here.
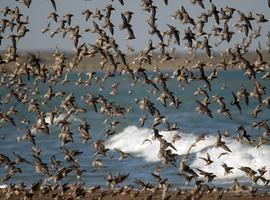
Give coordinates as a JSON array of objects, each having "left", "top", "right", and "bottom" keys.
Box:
[{"left": 0, "top": 69, "right": 269, "bottom": 188}]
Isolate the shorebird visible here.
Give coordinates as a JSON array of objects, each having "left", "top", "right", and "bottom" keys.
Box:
[
  {"left": 148, "top": 20, "right": 164, "bottom": 42},
  {"left": 47, "top": 0, "right": 57, "bottom": 11},
  {"left": 151, "top": 172, "right": 168, "bottom": 189},
  {"left": 153, "top": 128, "right": 177, "bottom": 152},
  {"left": 221, "top": 162, "right": 234, "bottom": 175},
  {"left": 0, "top": 111, "right": 16, "bottom": 126},
  {"left": 179, "top": 160, "right": 198, "bottom": 177},
  {"left": 191, "top": 0, "right": 205, "bottom": 9},
  {"left": 237, "top": 85, "right": 249, "bottom": 105},
  {"left": 13, "top": 152, "right": 32, "bottom": 165},
  {"left": 60, "top": 146, "right": 83, "bottom": 166},
  {"left": 208, "top": 3, "right": 220, "bottom": 24},
  {"left": 199, "top": 153, "right": 213, "bottom": 166},
  {"left": 92, "top": 158, "right": 104, "bottom": 172},
  {"left": 47, "top": 12, "right": 58, "bottom": 22},
  {"left": 17, "top": 127, "right": 36, "bottom": 145},
  {"left": 59, "top": 125, "right": 74, "bottom": 145},
  {"left": 194, "top": 87, "right": 209, "bottom": 98},
  {"left": 120, "top": 13, "right": 135, "bottom": 40},
  {"left": 78, "top": 121, "right": 91, "bottom": 143},
  {"left": 93, "top": 140, "right": 109, "bottom": 156},
  {"left": 134, "top": 179, "right": 155, "bottom": 192},
  {"left": 195, "top": 99, "right": 213, "bottom": 118},
  {"left": 256, "top": 13, "right": 268, "bottom": 23},
  {"left": 178, "top": 173, "right": 195, "bottom": 185},
  {"left": 203, "top": 35, "right": 212, "bottom": 57},
  {"left": 231, "top": 92, "right": 242, "bottom": 114},
  {"left": 114, "top": 148, "right": 133, "bottom": 160},
  {"left": 196, "top": 168, "right": 216, "bottom": 182},
  {"left": 214, "top": 132, "right": 231, "bottom": 152},
  {"left": 92, "top": 8, "right": 103, "bottom": 20},
  {"left": 82, "top": 9, "right": 92, "bottom": 21},
  {"left": 166, "top": 24, "right": 180, "bottom": 46},
  {"left": 105, "top": 172, "right": 129, "bottom": 189},
  {"left": 63, "top": 13, "right": 74, "bottom": 26}
]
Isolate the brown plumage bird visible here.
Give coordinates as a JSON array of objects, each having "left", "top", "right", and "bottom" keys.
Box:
[
  {"left": 48, "top": 0, "right": 57, "bottom": 11},
  {"left": 82, "top": 9, "right": 92, "bottom": 21},
  {"left": 93, "top": 140, "right": 109, "bottom": 156},
  {"left": 179, "top": 160, "right": 199, "bottom": 177},
  {"left": 221, "top": 162, "right": 234, "bottom": 175},
  {"left": 191, "top": 0, "right": 205, "bottom": 9},
  {"left": 78, "top": 121, "right": 91, "bottom": 143},
  {"left": 196, "top": 168, "right": 216, "bottom": 182},
  {"left": 167, "top": 24, "right": 180, "bottom": 45},
  {"left": 199, "top": 153, "right": 214, "bottom": 166},
  {"left": 114, "top": 148, "right": 133, "bottom": 160},
  {"left": 203, "top": 35, "right": 212, "bottom": 57},
  {"left": 231, "top": 92, "right": 242, "bottom": 114},
  {"left": 208, "top": 3, "right": 220, "bottom": 24},
  {"left": 120, "top": 13, "right": 135, "bottom": 40},
  {"left": 195, "top": 99, "right": 213, "bottom": 118},
  {"left": 214, "top": 132, "right": 231, "bottom": 152},
  {"left": 17, "top": 127, "right": 36, "bottom": 145},
  {"left": 105, "top": 172, "right": 129, "bottom": 189}
]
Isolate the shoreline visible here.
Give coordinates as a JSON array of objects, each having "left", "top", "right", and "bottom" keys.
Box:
[
  {"left": 1, "top": 186, "right": 270, "bottom": 200},
  {"left": 1, "top": 50, "right": 269, "bottom": 73}
]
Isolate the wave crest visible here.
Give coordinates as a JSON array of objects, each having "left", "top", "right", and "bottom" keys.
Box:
[{"left": 106, "top": 125, "right": 270, "bottom": 181}]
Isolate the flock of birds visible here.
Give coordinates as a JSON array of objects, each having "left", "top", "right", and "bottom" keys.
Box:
[{"left": 1, "top": 0, "right": 270, "bottom": 199}]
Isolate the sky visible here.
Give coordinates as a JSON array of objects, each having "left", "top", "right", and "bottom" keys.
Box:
[{"left": 1, "top": 0, "right": 270, "bottom": 52}]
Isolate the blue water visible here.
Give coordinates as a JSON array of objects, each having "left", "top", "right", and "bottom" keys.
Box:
[{"left": 0, "top": 69, "right": 270, "bottom": 189}]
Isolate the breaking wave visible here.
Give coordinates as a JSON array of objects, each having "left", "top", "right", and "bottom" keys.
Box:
[{"left": 106, "top": 125, "right": 270, "bottom": 182}]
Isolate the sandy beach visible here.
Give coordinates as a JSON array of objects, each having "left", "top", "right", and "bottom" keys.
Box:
[
  {"left": 1, "top": 187, "right": 270, "bottom": 200},
  {"left": 1, "top": 50, "right": 269, "bottom": 73}
]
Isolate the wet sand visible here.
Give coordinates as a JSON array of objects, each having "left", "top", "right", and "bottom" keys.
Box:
[{"left": 1, "top": 187, "right": 270, "bottom": 200}]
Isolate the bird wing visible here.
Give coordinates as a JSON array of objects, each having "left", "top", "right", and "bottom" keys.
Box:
[{"left": 50, "top": 0, "right": 57, "bottom": 11}]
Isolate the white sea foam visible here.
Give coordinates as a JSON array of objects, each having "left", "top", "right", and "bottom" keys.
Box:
[
  {"left": 31, "top": 113, "right": 82, "bottom": 134},
  {"left": 44, "top": 113, "right": 66, "bottom": 125},
  {"left": 0, "top": 184, "right": 7, "bottom": 189},
  {"left": 38, "top": 113, "right": 82, "bottom": 126},
  {"left": 106, "top": 125, "right": 270, "bottom": 182}
]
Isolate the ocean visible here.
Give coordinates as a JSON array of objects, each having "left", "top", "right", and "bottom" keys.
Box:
[{"left": 0, "top": 69, "right": 270, "bottom": 189}]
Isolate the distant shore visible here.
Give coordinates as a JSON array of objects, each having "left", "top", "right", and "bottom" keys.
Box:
[{"left": 1, "top": 50, "right": 269, "bottom": 73}]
